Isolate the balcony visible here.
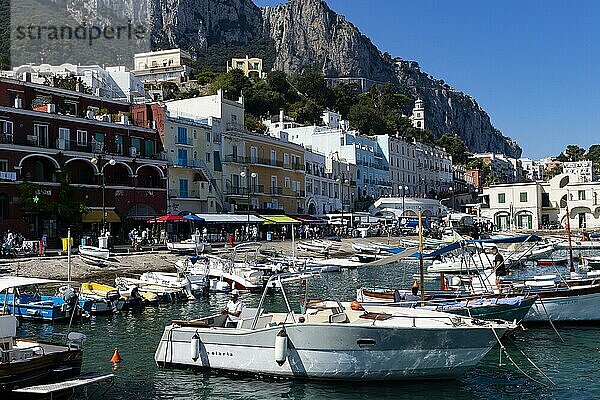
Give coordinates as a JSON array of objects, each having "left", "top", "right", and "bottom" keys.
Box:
[
  {"left": 175, "top": 137, "right": 193, "bottom": 146},
  {"left": 270, "top": 186, "right": 283, "bottom": 195},
  {"left": 168, "top": 189, "right": 204, "bottom": 199},
  {"left": 226, "top": 185, "right": 265, "bottom": 196},
  {"left": 224, "top": 154, "right": 250, "bottom": 164}
]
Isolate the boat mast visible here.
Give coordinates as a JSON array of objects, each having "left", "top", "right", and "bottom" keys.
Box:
[
  {"left": 418, "top": 207, "right": 425, "bottom": 306},
  {"left": 565, "top": 206, "right": 575, "bottom": 273}
]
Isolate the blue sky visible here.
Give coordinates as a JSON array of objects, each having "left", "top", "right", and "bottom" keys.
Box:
[{"left": 255, "top": 0, "right": 600, "bottom": 159}]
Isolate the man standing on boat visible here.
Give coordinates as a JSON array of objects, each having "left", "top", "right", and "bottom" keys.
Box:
[
  {"left": 222, "top": 289, "right": 244, "bottom": 327},
  {"left": 492, "top": 246, "right": 507, "bottom": 291}
]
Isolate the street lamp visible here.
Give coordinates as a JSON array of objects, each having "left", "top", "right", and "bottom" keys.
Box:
[
  {"left": 90, "top": 156, "right": 116, "bottom": 237},
  {"left": 400, "top": 185, "right": 408, "bottom": 219},
  {"left": 240, "top": 169, "right": 257, "bottom": 228}
]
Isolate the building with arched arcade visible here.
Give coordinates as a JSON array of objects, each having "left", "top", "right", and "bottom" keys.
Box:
[
  {"left": 480, "top": 173, "right": 600, "bottom": 231},
  {"left": 0, "top": 78, "right": 167, "bottom": 245}
]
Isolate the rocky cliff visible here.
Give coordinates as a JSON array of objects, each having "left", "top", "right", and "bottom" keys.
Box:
[
  {"left": 260, "top": 0, "right": 521, "bottom": 157},
  {"left": 11, "top": 0, "right": 521, "bottom": 156}
]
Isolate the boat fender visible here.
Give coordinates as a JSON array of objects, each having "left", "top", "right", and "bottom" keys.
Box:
[
  {"left": 190, "top": 332, "right": 201, "bottom": 361},
  {"left": 350, "top": 300, "right": 364, "bottom": 311},
  {"left": 274, "top": 329, "right": 288, "bottom": 366}
]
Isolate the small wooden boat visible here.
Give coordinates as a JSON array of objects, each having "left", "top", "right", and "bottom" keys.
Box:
[
  {"left": 0, "top": 315, "right": 84, "bottom": 393},
  {"left": 536, "top": 258, "right": 569, "bottom": 266},
  {"left": 81, "top": 282, "right": 154, "bottom": 310}
]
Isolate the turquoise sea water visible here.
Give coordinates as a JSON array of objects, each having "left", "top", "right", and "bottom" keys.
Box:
[{"left": 19, "top": 260, "right": 600, "bottom": 400}]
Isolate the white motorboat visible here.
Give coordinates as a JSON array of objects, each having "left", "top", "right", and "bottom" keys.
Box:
[
  {"left": 78, "top": 245, "right": 110, "bottom": 260},
  {"left": 115, "top": 271, "right": 208, "bottom": 300},
  {"left": 155, "top": 271, "right": 514, "bottom": 380},
  {"left": 167, "top": 240, "right": 211, "bottom": 254}
]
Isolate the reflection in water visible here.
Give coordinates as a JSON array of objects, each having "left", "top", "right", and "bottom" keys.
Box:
[{"left": 16, "top": 256, "right": 600, "bottom": 400}]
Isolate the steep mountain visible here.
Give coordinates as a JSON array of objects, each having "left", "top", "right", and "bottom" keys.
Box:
[
  {"left": 261, "top": 0, "right": 520, "bottom": 157},
  {"left": 0, "top": 0, "right": 521, "bottom": 156}
]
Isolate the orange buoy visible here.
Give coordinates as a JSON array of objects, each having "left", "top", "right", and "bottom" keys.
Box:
[
  {"left": 110, "top": 347, "right": 123, "bottom": 363},
  {"left": 350, "top": 300, "right": 364, "bottom": 311}
]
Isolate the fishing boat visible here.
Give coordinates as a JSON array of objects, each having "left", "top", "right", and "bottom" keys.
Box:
[
  {"left": 167, "top": 240, "right": 212, "bottom": 254},
  {"left": 155, "top": 271, "right": 514, "bottom": 380},
  {"left": 0, "top": 314, "right": 85, "bottom": 393},
  {"left": 0, "top": 277, "right": 92, "bottom": 322},
  {"left": 580, "top": 255, "right": 600, "bottom": 269},
  {"left": 356, "top": 287, "right": 537, "bottom": 322},
  {"left": 535, "top": 258, "right": 569, "bottom": 266}
]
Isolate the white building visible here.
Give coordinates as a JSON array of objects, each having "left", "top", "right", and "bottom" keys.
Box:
[
  {"left": 563, "top": 160, "right": 595, "bottom": 182},
  {"left": 304, "top": 150, "right": 352, "bottom": 216},
  {"left": 1, "top": 63, "right": 145, "bottom": 102},
  {"left": 373, "top": 197, "right": 446, "bottom": 219},
  {"left": 283, "top": 126, "right": 391, "bottom": 200},
  {"left": 520, "top": 157, "right": 544, "bottom": 181},
  {"left": 133, "top": 49, "right": 193, "bottom": 84},
  {"left": 415, "top": 142, "right": 453, "bottom": 196},
  {"left": 481, "top": 173, "right": 600, "bottom": 230},
  {"left": 471, "top": 153, "right": 519, "bottom": 183},
  {"left": 375, "top": 134, "right": 418, "bottom": 196}
]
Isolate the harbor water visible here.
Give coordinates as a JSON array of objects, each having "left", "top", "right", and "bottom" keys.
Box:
[{"left": 19, "top": 259, "right": 600, "bottom": 400}]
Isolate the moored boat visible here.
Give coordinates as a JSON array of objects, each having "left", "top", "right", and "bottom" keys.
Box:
[
  {"left": 0, "top": 315, "right": 84, "bottom": 393},
  {"left": 155, "top": 271, "right": 514, "bottom": 380}
]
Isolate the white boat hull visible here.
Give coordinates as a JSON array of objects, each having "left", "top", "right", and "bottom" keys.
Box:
[
  {"left": 167, "top": 241, "right": 211, "bottom": 254},
  {"left": 78, "top": 245, "right": 110, "bottom": 260},
  {"left": 155, "top": 323, "right": 502, "bottom": 380},
  {"left": 525, "top": 289, "right": 600, "bottom": 322}
]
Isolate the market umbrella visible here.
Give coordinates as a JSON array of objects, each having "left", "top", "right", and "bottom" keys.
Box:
[
  {"left": 183, "top": 213, "right": 205, "bottom": 236},
  {"left": 183, "top": 214, "right": 204, "bottom": 221},
  {"left": 147, "top": 214, "right": 186, "bottom": 223}
]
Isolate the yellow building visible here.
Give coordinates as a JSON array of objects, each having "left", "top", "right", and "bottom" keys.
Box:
[
  {"left": 223, "top": 128, "right": 305, "bottom": 214},
  {"left": 227, "top": 56, "right": 266, "bottom": 79}
]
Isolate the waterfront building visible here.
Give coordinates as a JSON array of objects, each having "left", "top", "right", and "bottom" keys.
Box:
[
  {"left": 227, "top": 56, "right": 266, "bottom": 79},
  {"left": 375, "top": 134, "right": 417, "bottom": 196},
  {"left": 415, "top": 141, "right": 453, "bottom": 196},
  {"left": 221, "top": 127, "right": 305, "bottom": 214},
  {"left": 0, "top": 78, "right": 167, "bottom": 245},
  {"left": 1, "top": 63, "right": 146, "bottom": 102},
  {"left": 283, "top": 126, "right": 390, "bottom": 200},
  {"left": 481, "top": 173, "right": 600, "bottom": 230}
]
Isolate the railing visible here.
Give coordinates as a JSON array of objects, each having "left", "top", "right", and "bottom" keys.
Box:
[
  {"left": 0, "top": 134, "right": 13, "bottom": 144},
  {"left": 224, "top": 154, "right": 250, "bottom": 163},
  {"left": 169, "top": 189, "right": 203, "bottom": 199},
  {"left": 226, "top": 185, "right": 265, "bottom": 196},
  {"left": 270, "top": 186, "right": 283, "bottom": 195},
  {"left": 175, "top": 137, "right": 193, "bottom": 146}
]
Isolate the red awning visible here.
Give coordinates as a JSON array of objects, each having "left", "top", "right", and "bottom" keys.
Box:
[
  {"left": 147, "top": 214, "right": 186, "bottom": 223},
  {"left": 290, "top": 215, "right": 327, "bottom": 224}
]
